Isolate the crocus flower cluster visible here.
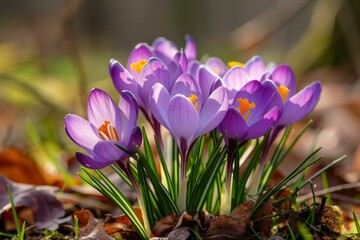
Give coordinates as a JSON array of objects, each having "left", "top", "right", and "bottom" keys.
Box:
[{"left": 65, "top": 36, "right": 322, "bottom": 179}]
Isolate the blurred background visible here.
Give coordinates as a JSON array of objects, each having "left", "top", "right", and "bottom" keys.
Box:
[{"left": 0, "top": 0, "right": 360, "bottom": 205}]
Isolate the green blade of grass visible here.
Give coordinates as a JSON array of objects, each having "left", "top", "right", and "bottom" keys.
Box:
[
  {"left": 7, "top": 184, "right": 21, "bottom": 236},
  {"left": 79, "top": 168, "right": 147, "bottom": 239}
]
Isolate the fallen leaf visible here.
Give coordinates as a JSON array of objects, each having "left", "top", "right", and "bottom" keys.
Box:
[
  {"left": 0, "top": 147, "right": 47, "bottom": 185},
  {"left": 203, "top": 200, "right": 254, "bottom": 239},
  {"left": 0, "top": 176, "right": 65, "bottom": 230}
]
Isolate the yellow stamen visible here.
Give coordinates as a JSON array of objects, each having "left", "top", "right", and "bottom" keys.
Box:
[
  {"left": 98, "top": 121, "right": 119, "bottom": 141},
  {"left": 237, "top": 98, "right": 256, "bottom": 121},
  {"left": 278, "top": 85, "right": 290, "bottom": 102},
  {"left": 214, "top": 67, "right": 220, "bottom": 74},
  {"left": 188, "top": 94, "right": 199, "bottom": 111},
  {"left": 228, "top": 61, "right": 245, "bottom": 68},
  {"left": 130, "top": 59, "right": 148, "bottom": 73}
]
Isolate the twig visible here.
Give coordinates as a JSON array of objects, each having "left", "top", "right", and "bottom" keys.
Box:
[
  {"left": 62, "top": 0, "right": 87, "bottom": 112},
  {"left": 297, "top": 181, "right": 360, "bottom": 202}
]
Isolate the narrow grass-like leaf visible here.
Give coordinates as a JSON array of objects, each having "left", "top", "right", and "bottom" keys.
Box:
[
  {"left": 0, "top": 232, "right": 13, "bottom": 237},
  {"left": 79, "top": 168, "right": 147, "bottom": 239},
  {"left": 236, "top": 136, "right": 268, "bottom": 205},
  {"left": 231, "top": 141, "right": 246, "bottom": 208},
  {"left": 137, "top": 162, "right": 156, "bottom": 228},
  {"left": 155, "top": 135, "right": 174, "bottom": 201},
  {"left": 171, "top": 137, "right": 180, "bottom": 200},
  {"left": 141, "top": 126, "right": 158, "bottom": 174},
  {"left": 135, "top": 146, "right": 179, "bottom": 214},
  {"left": 253, "top": 148, "right": 322, "bottom": 216},
  {"left": 74, "top": 215, "right": 79, "bottom": 239},
  {"left": 188, "top": 145, "right": 226, "bottom": 211},
  {"left": 7, "top": 184, "right": 21, "bottom": 236},
  {"left": 353, "top": 211, "right": 360, "bottom": 234},
  {"left": 297, "top": 155, "right": 345, "bottom": 190}
]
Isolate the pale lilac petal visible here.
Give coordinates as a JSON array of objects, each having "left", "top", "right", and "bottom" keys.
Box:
[
  {"left": 76, "top": 152, "right": 110, "bottom": 169},
  {"left": 126, "top": 43, "right": 153, "bottom": 77},
  {"left": 167, "top": 95, "right": 199, "bottom": 146},
  {"left": 308, "top": 81, "right": 322, "bottom": 110},
  {"left": 87, "top": 89, "right": 121, "bottom": 130},
  {"left": 245, "top": 55, "right": 265, "bottom": 80},
  {"left": 118, "top": 91, "right": 138, "bottom": 140},
  {"left": 205, "top": 57, "right": 228, "bottom": 77},
  {"left": 150, "top": 83, "right": 171, "bottom": 129},
  {"left": 184, "top": 35, "right": 196, "bottom": 60},
  {"left": 198, "top": 66, "right": 219, "bottom": 103},
  {"left": 277, "top": 84, "right": 317, "bottom": 126},
  {"left": 188, "top": 60, "right": 201, "bottom": 78},
  {"left": 173, "top": 49, "right": 188, "bottom": 73},
  {"left": 171, "top": 74, "right": 198, "bottom": 97},
  {"left": 109, "top": 59, "right": 138, "bottom": 96},
  {"left": 93, "top": 141, "right": 127, "bottom": 162},
  {"left": 218, "top": 108, "right": 247, "bottom": 140},
  {"left": 270, "top": 64, "right": 296, "bottom": 97},
  {"left": 138, "top": 57, "right": 171, "bottom": 109},
  {"left": 222, "top": 67, "right": 249, "bottom": 101},
  {"left": 65, "top": 114, "right": 99, "bottom": 153},
  {"left": 153, "top": 37, "right": 178, "bottom": 64},
  {"left": 247, "top": 107, "right": 278, "bottom": 139},
  {"left": 197, "top": 86, "right": 228, "bottom": 137}
]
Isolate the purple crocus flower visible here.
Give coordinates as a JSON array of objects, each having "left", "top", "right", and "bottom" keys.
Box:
[
  {"left": 64, "top": 88, "right": 142, "bottom": 169},
  {"left": 109, "top": 36, "right": 196, "bottom": 147},
  {"left": 218, "top": 80, "right": 279, "bottom": 190},
  {"left": 218, "top": 80, "right": 279, "bottom": 143},
  {"left": 150, "top": 73, "right": 228, "bottom": 179},
  {"left": 267, "top": 64, "right": 322, "bottom": 128}
]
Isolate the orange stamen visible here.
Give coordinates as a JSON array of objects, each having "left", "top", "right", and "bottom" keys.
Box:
[
  {"left": 278, "top": 85, "right": 290, "bottom": 102},
  {"left": 98, "top": 121, "right": 119, "bottom": 141},
  {"left": 237, "top": 98, "right": 256, "bottom": 121},
  {"left": 130, "top": 59, "right": 148, "bottom": 73},
  {"left": 188, "top": 94, "right": 199, "bottom": 111}
]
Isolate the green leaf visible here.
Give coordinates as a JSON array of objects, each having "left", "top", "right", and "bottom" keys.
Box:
[
  {"left": 155, "top": 134, "right": 175, "bottom": 201},
  {"left": 135, "top": 146, "right": 179, "bottom": 215},
  {"left": 78, "top": 168, "right": 148, "bottom": 239}
]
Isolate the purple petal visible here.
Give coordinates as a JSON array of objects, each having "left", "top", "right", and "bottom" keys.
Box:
[
  {"left": 222, "top": 67, "right": 249, "bottom": 101},
  {"left": 109, "top": 59, "right": 138, "bottom": 96},
  {"left": 188, "top": 60, "right": 201, "bottom": 78},
  {"left": 198, "top": 66, "right": 219, "bottom": 103},
  {"left": 153, "top": 37, "right": 178, "bottom": 64},
  {"left": 173, "top": 49, "right": 188, "bottom": 73},
  {"left": 64, "top": 114, "right": 99, "bottom": 153},
  {"left": 76, "top": 152, "right": 110, "bottom": 169},
  {"left": 150, "top": 83, "right": 171, "bottom": 129},
  {"left": 277, "top": 82, "right": 321, "bottom": 126},
  {"left": 197, "top": 86, "right": 228, "bottom": 137},
  {"left": 126, "top": 126, "right": 142, "bottom": 152},
  {"left": 171, "top": 73, "right": 198, "bottom": 97},
  {"left": 218, "top": 108, "right": 247, "bottom": 140},
  {"left": 205, "top": 57, "right": 228, "bottom": 77},
  {"left": 270, "top": 64, "right": 296, "bottom": 97},
  {"left": 184, "top": 35, "right": 197, "bottom": 60},
  {"left": 246, "top": 107, "right": 278, "bottom": 139},
  {"left": 118, "top": 91, "right": 138, "bottom": 140},
  {"left": 126, "top": 43, "right": 153, "bottom": 77},
  {"left": 93, "top": 141, "right": 127, "bottom": 162},
  {"left": 245, "top": 55, "right": 265, "bottom": 80},
  {"left": 138, "top": 58, "right": 171, "bottom": 109},
  {"left": 167, "top": 95, "right": 199, "bottom": 146},
  {"left": 87, "top": 88, "right": 121, "bottom": 130}
]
